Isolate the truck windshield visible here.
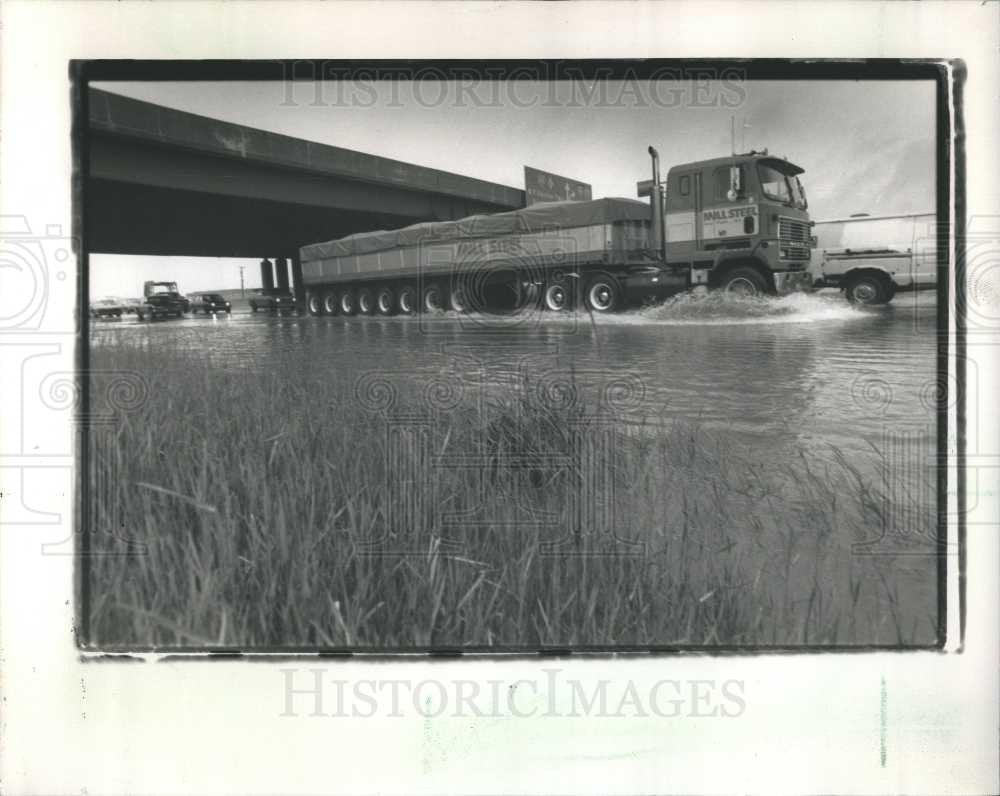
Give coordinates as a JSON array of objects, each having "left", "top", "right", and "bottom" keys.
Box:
[
  {"left": 758, "top": 164, "right": 791, "bottom": 204},
  {"left": 757, "top": 163, "right": 808, "bottom": 209},
  {"left": 789, "top": 176, "right": 808, "bottom": 209}
]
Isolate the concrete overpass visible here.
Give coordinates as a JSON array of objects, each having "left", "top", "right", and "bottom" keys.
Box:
[{"left": 86, "top": 88, "right": 525, "bottom": 298}]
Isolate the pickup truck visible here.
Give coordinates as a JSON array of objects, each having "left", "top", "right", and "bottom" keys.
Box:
[
  {"left": 89, "top": 297, "right": 125, "bottom": 318},
  {"left": 811, "top": 212, "right": 936, "bottom": 304}
]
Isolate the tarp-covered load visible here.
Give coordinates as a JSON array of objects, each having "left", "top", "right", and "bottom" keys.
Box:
[{"left": 301, "top": 197, "right": 650, "bottom": 261}]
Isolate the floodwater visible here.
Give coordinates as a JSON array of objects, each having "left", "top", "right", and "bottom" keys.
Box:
[
  {"left": 92, "top": 289, "right": 943, "bottom": 644},
  {"left": 92, "top": 290, "right": 941, "bottom": 472}
]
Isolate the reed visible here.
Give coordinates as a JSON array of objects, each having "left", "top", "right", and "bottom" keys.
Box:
[{"left": 85, "top": 338, "right": 933, "bottom": 648}]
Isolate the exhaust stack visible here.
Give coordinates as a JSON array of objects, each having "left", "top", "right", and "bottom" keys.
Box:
[{"left": 647, "top": 146, "right": 666, "bottom": 264}]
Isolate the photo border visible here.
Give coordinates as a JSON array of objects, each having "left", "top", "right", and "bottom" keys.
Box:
[{"left": 72, "top": 58, "right": 963, "bottom": 656}]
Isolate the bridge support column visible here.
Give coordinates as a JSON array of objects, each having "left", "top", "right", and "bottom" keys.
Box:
[
  {"left": 290, "top": 253, "right": 306, "bottom": 314},
  {"left": 275, "top": 256, "right": 290, "bottom": 292},
  {"left": 260, "top": 258, "right": 275, "bottom": 291}
]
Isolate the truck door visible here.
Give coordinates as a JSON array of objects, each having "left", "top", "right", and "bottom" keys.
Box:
[{"left": 665, "top": 170, "right": 699, "bottom": 259}]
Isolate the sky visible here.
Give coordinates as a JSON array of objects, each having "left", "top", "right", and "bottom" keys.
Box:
[{"left": 90, "top": 78, "right": 936, "bottom": 297}]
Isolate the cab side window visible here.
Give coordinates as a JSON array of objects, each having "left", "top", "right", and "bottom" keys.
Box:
[{"left": 714, "top": 166, "right": 742, "bottom": 200}]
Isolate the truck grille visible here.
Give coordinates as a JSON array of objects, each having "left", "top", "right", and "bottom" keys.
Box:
[{"left": 778, "top": 216, "right": 811, "bottom": 260}]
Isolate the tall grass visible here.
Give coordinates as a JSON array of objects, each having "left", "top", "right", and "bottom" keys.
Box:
[{"left": 86, "top": 337, "right": 935, "bottom": 648}]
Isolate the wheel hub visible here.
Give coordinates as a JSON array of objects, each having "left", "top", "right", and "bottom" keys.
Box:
[
  {"left": 589, "top": 283, "right": 614, "bottom": 310},
  {"left": 545, "top": 284, "right": 567, "bottom": 310},
  {"left": 853, "top": 283, "right": 877, "bottom": 302},
  {"left": 725, "top": 277, "right": 757, "bottom": 296}
]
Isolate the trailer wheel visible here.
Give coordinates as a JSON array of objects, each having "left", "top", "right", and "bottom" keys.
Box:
[
  {"left": 321, "top": 291, "right": 338, "bottom": 315},
  {"left": 376, "top": 286, "right": 396, "bottom": 315},
  {"left": 845, "top": 272, "right": 893, "bottom": 305},
  {"left": 585, "top": 274, "right": 621, "bottom": 313},
  {"left": 357, "top": 287, "right": 375, "bottom": 315},
  {"left": 543, "top": 280, "right": 573, "bottom": 312},
  {"left": 448, "top": 286, "right": 469, "bottom": 313},
  {"left": 719, "top": 266, "right": 768, "bottom": 296},
  {"left": 398, "top": 286, "right": 417, "bottom": 315},
  {"left": 307, "top": 293, "right": 322, "bottom": 316},
  {"left": 339, "top": 290, "right": 356, "bottom": 316},
  {"left": 423, "top": 283, "right": 443, "bottom": 313}
]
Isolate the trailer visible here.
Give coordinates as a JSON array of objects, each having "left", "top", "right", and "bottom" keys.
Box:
[
  {"left": 810, "top": 212, "right": 936, "bottom": 304},
  {"left": 299, "top": 147, "right": 816, "bottom": 316}
]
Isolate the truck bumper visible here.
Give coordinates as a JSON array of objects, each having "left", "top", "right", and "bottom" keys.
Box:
[{"left": 773, "top": 270, "right": 812, "bottom": 294}]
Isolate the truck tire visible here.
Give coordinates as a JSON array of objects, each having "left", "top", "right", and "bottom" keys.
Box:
[
  {"left": 357, "top": 287, "right": 375, "bottom": 315},
  {"left": 448, "top": 286, "right": 469, "bottom": 313},
  {"left": 422, "top": 283, "right": 443, "bottom": 313},
  {"left": 250, "top": 302, "right": 258, "bottom": 313},
  {"left": 719, "top": 266, "right": 769, "bottom": 296},
  {"left": 543, "top": 279, "right": 574, "bottom": 312},
  {"left": 340, "top": 290, "right": 356, "bottom": 316},
  {"left": 307, "top": 293, "right": 322, "bottom": 315},
  {"left": 845, "top": 272, "right": 893, "bottom": 305},
  {"left": 322, "top": 291, "right": 338, "bottom": 315},
  {"left": 398, "top": 286, "right": 417, "bottom": 315},
  {"left": 585, "top": 274, "right": 622, "bottom": 313},
  {"left": 376, "top": 286, "right": 396, "bottom": 316}
]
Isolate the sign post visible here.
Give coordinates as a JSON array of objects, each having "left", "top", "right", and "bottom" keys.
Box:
[{"left": 524, "top": 166, "right": 592, "bottom": 206}]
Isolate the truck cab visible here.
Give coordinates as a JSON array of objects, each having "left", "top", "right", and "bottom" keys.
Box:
[
  {"left": 137, "top": 280, "right": 190, "bottom": 320},
  {"left": 661, "top": 151, "right": 814, "bottom": 294}
]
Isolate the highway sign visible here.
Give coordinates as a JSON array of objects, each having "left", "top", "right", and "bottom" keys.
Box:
[{"left": 524, "top": 166, "right": 592, "bottom": 206}]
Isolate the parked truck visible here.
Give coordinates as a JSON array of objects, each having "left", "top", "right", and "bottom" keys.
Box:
[
  {"left": 810, "top": 212, "right": 937, "bottom": 304},
  {"left": 135, "top": 280, "right": 190, "bottom": 321},
  {"left": 299, "top": 147, "right": 815, "bottom": 316}
]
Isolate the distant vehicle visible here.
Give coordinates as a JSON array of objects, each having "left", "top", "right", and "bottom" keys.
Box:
[
  {"left": 120, "top": 297, "right": 144, "bottom": 315},
  {"left": 188, "top": 292, "right": 232, "bottom": 315},
  {"left": 811, "top": 212, "right": 936, "bottom": 304},
  {"left": 249, "top": 288, "right": 296, "bottom": 314},
  {"left": 89, "top": 297, "right": 124, "bottom": 318},
  {"left": 136, "top": 280, "right": 190, "bottom": 321}
]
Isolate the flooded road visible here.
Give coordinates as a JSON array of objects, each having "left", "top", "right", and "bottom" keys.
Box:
[{"left": 93, "top": 290, "right": 940, "bottom": 473}]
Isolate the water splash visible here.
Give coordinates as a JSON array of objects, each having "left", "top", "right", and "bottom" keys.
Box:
[{"left": 623, "top": 290, "right": 866, "bottom": 326}]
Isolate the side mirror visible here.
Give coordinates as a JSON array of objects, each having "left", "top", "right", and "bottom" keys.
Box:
[{"left": 727, "top": 166, "right": 741, "bottom": 201}]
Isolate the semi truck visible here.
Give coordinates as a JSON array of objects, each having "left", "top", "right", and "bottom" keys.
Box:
[
  {"left": 810, "top": 212, "right": 936, "bottom": 304},
  {"left": 299, "top": 147, "right": 815, "bottom": 316}
]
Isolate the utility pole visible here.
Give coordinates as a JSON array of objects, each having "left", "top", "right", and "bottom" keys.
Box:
[{"left": 239, "top": 265, "right": 245, "bottom": 297}]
